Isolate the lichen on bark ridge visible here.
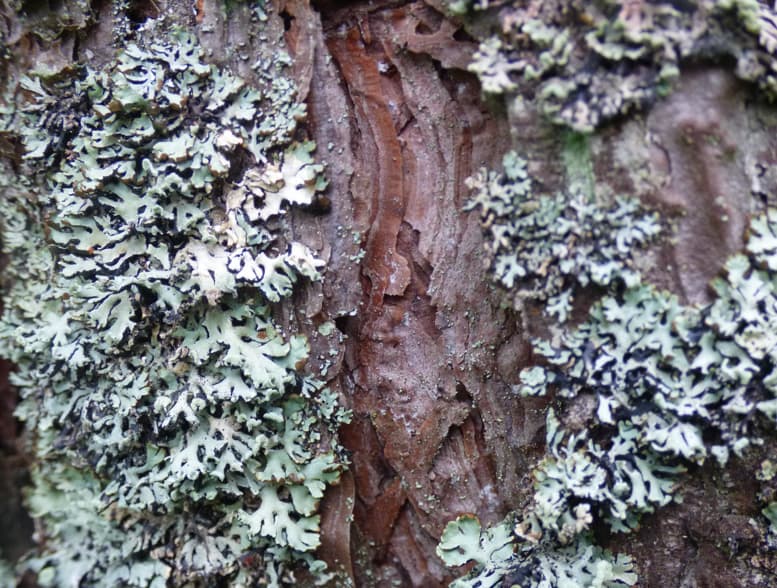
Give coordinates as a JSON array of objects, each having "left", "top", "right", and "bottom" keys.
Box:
[
  {"left": 441, "top": 177, "right": 777, "bottom": 587},
  {"left": 451, "top": 0, "right": 777, "bottom": 132},
  {"left": 0, "top": 12, "right": 347, "bottom": 588},
  {"left": 435, "top": 1, "right": 777, "bottom": 586},
  {"left": 5, "top": 0, "right": 777, "bottom": 586}
]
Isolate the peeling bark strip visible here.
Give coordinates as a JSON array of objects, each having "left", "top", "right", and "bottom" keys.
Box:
[{"left": 304, "top": 3, "right": 521, "bottom": 584}]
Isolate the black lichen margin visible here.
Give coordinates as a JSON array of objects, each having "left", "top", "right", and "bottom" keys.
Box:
[
  {"left": 0, "top": 28, "right": 348, "bottom": 588},
  {"left": 452, "top": 0, "right": 775, "bottom": 132},
  {"left": 440, "top": 150, "right": 777, "bottom": 586}
]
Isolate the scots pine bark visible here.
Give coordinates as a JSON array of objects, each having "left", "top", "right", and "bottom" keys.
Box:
[{"left": 2, "top": 1, "right": 777, "bottom": 587}]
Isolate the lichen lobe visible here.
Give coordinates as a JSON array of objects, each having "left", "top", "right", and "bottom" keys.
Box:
[{"left": 0, "top": 21, "right": 348, "bottom": 588}]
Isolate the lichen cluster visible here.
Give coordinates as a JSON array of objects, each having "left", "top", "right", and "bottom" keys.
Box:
[
  {"left": 465, "top": 150, "right": 659, "bottom": 321},
  {"left": 0, "top": 30, "right": 347, "bottom": 587},
  {"left": 438, "top": 513, "right": 636, "bottom": 588},
  {"left": 440, "top": 153, "right": 777, "bottom": 586},
  {"left": 2, "top": 0, "right": 93, "bottom": 42},
  {"left": 451, "top": 0, "right": 777, "bottom": 132},
  {"left": 0, "top": 558, "right": 11, "bottom": 588}
]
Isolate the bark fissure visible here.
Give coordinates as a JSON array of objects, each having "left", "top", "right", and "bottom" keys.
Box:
[{"left": 307, "top": 3, "right": 522, "bottom": 584}]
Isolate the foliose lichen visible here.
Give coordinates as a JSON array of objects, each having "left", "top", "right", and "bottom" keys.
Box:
[
  {"left": 0, "top": 28, "right": 347, "bottom": 587},
  {"left": 440, "top": 154, "right": 777, "bottom": 586},
  {"left": 452, "top": 0, "right": 777, "bottom": 132},
  {"left": 2, "top": 0, "right": 93, "bottom": 42},
  {"left": 438, "top": 508, "right": 636, "bottom": 588},
  {"left": 464, "top": 149, "right": 660, "bottom": 321},
  {"left": 0, "top": 557, "right": 12, "bottom": 588}
]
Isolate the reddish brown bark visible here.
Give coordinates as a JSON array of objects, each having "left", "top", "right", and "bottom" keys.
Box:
[
  {"left": 3, "top": 1, "right": 777, "bottom": 586},
  {"left": 286, "top": 3, "right": 529, "bottom": 584},
  {"left": 288, "top": 4, "right": 777, "bottom": 585}
]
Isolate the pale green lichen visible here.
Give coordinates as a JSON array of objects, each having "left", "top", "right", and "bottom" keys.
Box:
[
  {"left": 442, "top": 155, "right": 777, "bottom": 586},
  {"left": 0, "top": 29, "right": 347, "bottom": 587},
  {"left": 465, "top": 150, "right": 660, "bottom": 321},
  {"left": 437, "top": 513, "right": 636, "bottom": 588},
  {"left": 0, "top": 557, "right": 12, "bottom": 588},
  {"left": 443, "top": 210, "right": 777, "bottom": 584},
  {"left": 758, "top": 459, "right": 777, "bottom": 481},
  {"left": 437, "top": 514, "right": 514, "bottom": 583},
  {"left": 455, "top": 0, "right": 777, "bottom": 132}
]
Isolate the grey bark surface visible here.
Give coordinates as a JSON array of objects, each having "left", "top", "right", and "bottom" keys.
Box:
[{"left": 2, "top": 1, "right": 777, "bottom": 586}]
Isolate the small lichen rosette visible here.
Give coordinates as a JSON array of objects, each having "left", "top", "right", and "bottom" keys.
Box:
[
  {"left": 437, "top": 511, "right": 636, "bottom": 588},
  {"left": 460, "top": 0, "right": 777, "bottom": 131},
  {"left": 465, "top": 151, "right": 660, "bottom": 321},
  {"left": 0, "top": 31, "right": 347, "bottom": 587}
]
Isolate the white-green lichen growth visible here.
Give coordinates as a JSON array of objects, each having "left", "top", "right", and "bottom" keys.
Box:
[
  {"left": 0, "top": 30, "right": 347, "bottom": 587},
  {"left": 442, "top": 192, "right": 777, "bottom": 585},
  {"left": 763, "top": 502, "right": 777, "bottom": 537},
  {"left": 458, "top": 0, "right": 777, "bottom": 131},
  {"left": 758, "top": 459, "right": 777, "bottom": 481},
  {"left": 437, "top": 513, "right": 636, "bottom": 588},
  {"left": 0, "top": 558, "right": 13, "bottom": 588},
  {"left": 465, "top": 150, "right": 660, "bottom": 321}
]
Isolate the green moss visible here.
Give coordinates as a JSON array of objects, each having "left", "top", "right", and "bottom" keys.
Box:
[
  {"left": 0, "top": 28, "right": 347, "bottom": 587},
  {"left": 561, "top": 131, "right": 595, "bottom": 199},
  {"left": 763, "top": 502, "right": 777, "bottom": 536}
]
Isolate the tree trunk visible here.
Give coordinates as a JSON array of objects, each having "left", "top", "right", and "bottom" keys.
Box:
[{"left": 2, "top": 1, "right": 777, "bottom": 587}]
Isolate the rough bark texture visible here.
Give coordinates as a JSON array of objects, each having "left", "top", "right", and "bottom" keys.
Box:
[
  {"left": 299, "top": 4, "right": 523, "bottom": 584},
  {"left": 3, "top": 0, "right": 777, "bottom": 586}
]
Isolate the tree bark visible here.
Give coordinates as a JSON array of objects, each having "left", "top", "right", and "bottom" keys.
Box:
[{"left": 3, "top": 1, "right": 777, "bottom": 587}]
